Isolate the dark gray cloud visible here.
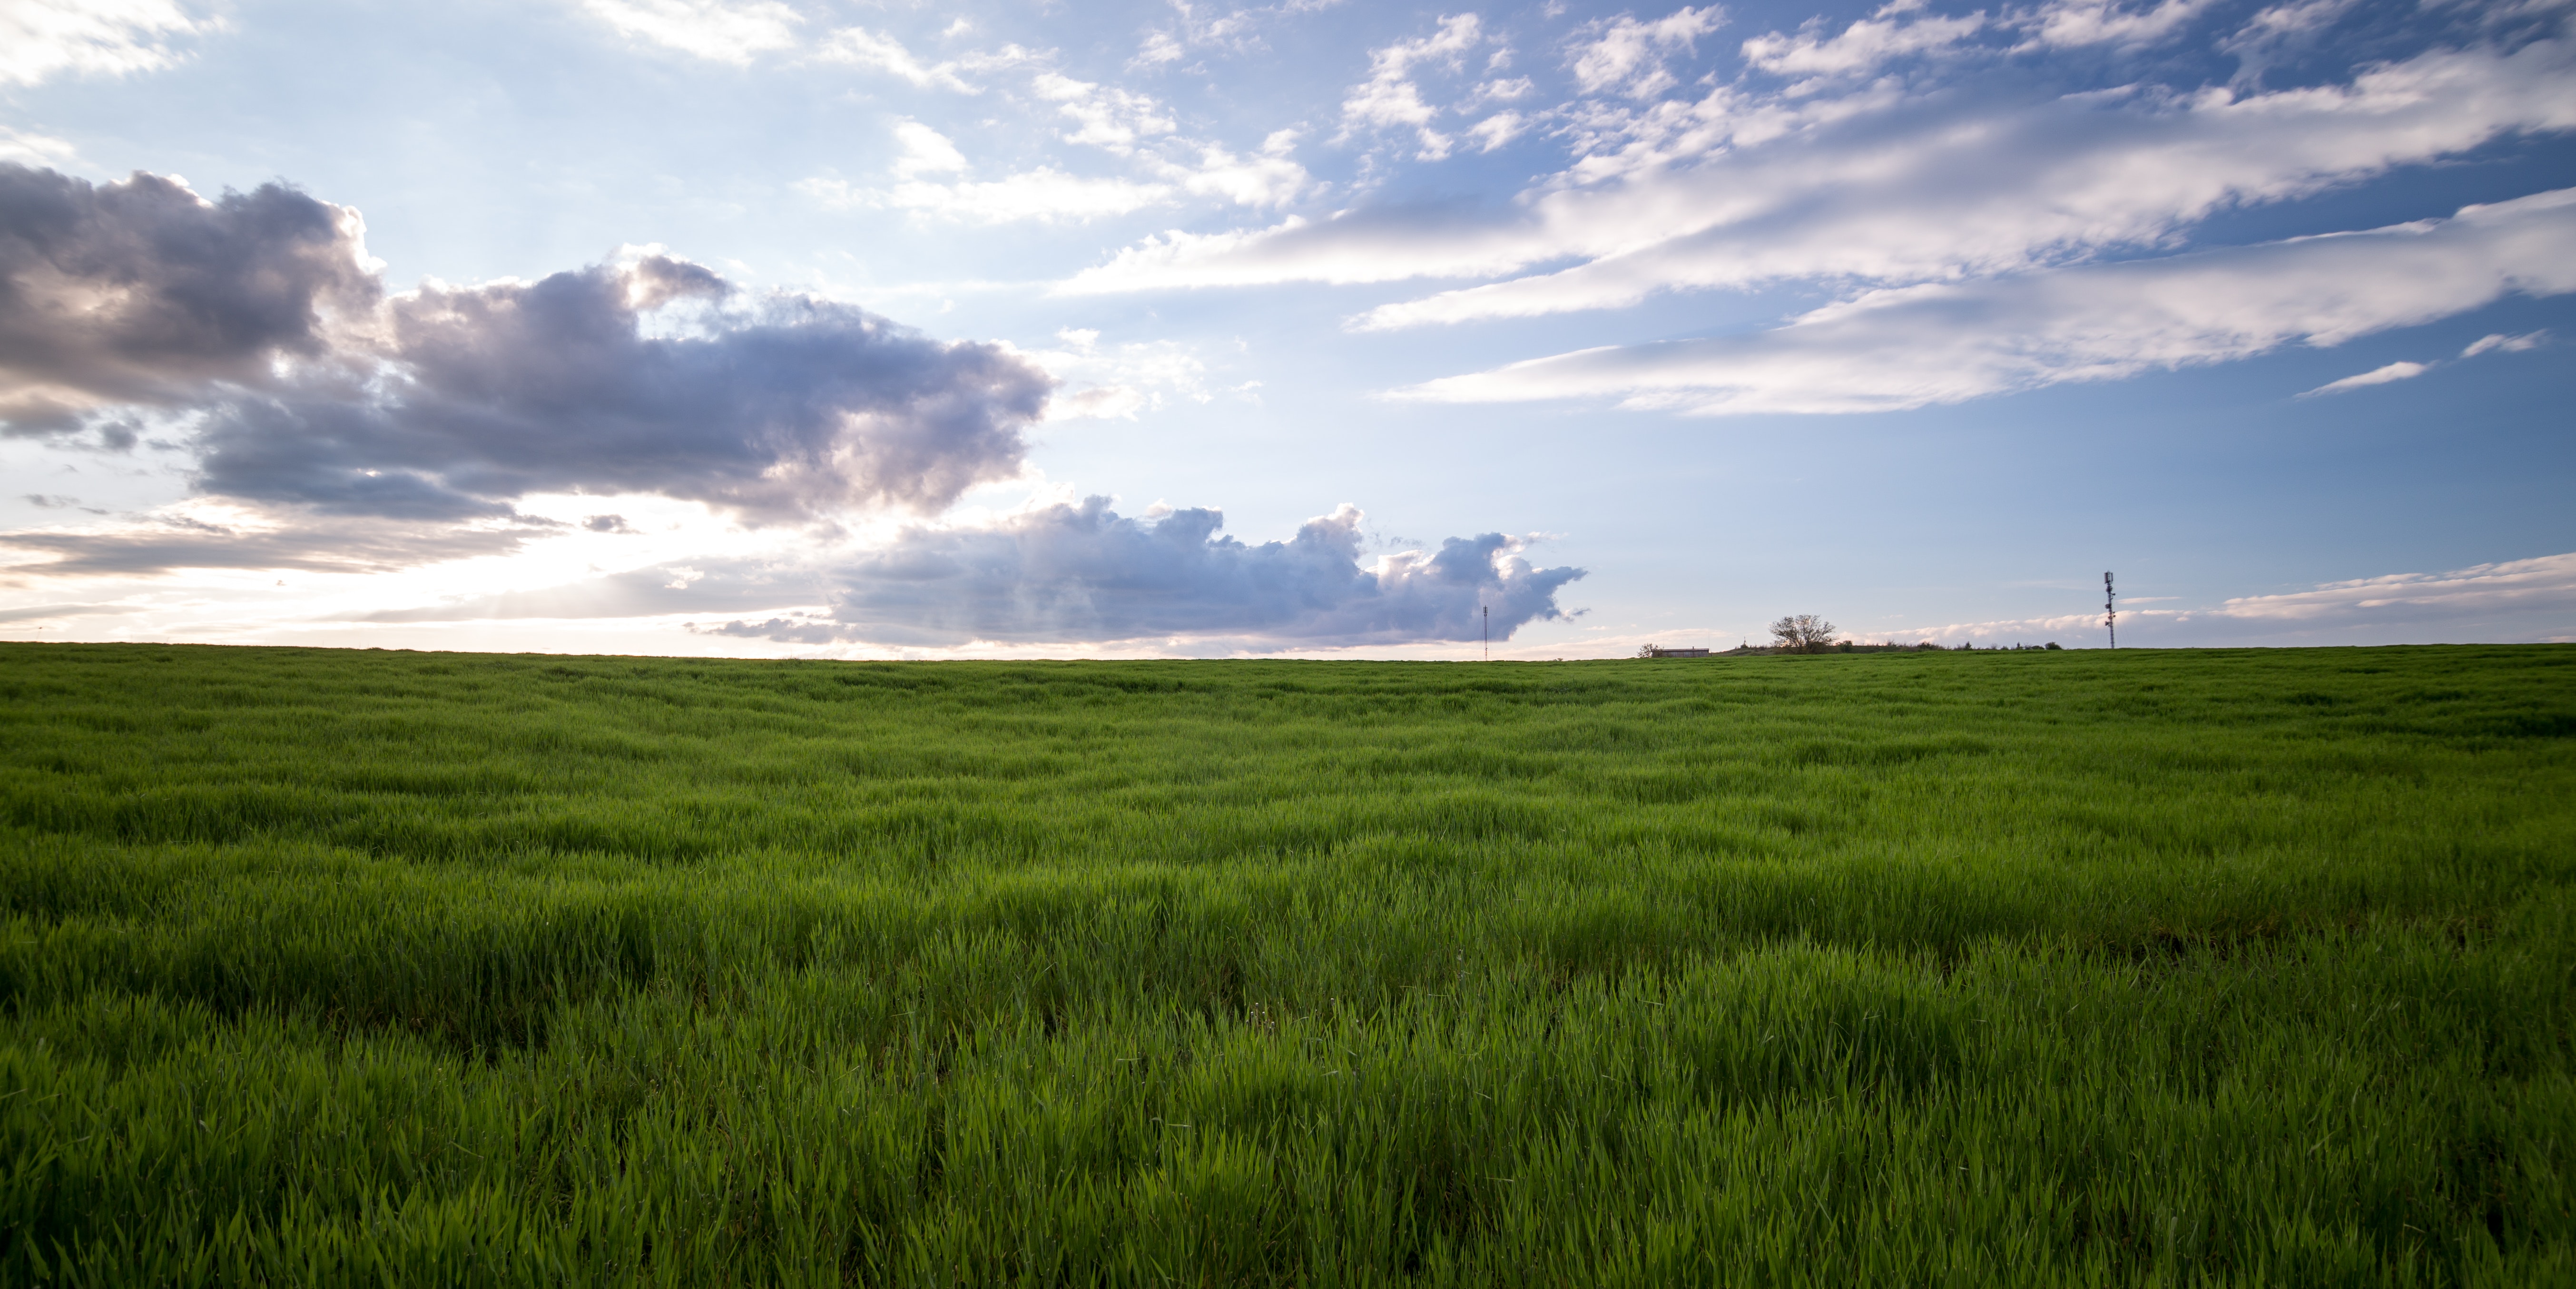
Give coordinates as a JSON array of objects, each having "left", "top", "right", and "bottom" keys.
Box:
[
  {"left": 0, "top": 165, "right": 1055, "bottom": 524},
  {"left": 713, "top": 499, "right": 1585, "bottom": 648},
  {"left": 186, "top": 260, "right": 1050, "bottom": 520},
  {"left": 0, "top": 165, "right": 377, "bottom": 428}
]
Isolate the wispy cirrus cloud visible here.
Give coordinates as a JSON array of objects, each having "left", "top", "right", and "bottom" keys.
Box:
[
  {"left": 1741, "top": 1, "right": 1981, "bottom": 77},
  {"left": 2296, "top": 360, "right": 2429, "bottom": 397},
  {"left": 2295, "top": 327, "right": 2548, "bottom": 396},
  {"left": 805, "top": 84, "right": 1311, "bottom": 223},
  {"left": 0, "top": 507, "right": 550, "bottom": 579},
  {"left": 1400, "top": 188, "right": 2576, "bottom": 414},
  {"left": 813, "top": 24, "right": 988, "bottom": 91},
  {"left": 1896, "top": 551, "right": 2576, "bottom": 645},
  {"left": 2019, "top": 0, "right": 2220, "bottom": 51},
  {"left": 580, "top": 0, "right": 1023, "bottom": 90},
  {"left": 1062, "top": 13, "right": 2576, "bottom": 353},
  {"left": 577, "top": 0, "right": 803, "bottom": 65},
  {"left": 0, "top": 0, "right": 218, "bottom": 87}
]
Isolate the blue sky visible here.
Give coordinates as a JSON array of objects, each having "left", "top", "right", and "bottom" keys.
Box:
[{"left": 1, "top": 0, "right": 2570, "bottom": 656}]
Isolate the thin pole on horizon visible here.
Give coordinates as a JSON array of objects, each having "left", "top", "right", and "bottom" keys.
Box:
[
  {"left": 1483, "top": 605, "right": 1490, "bottom": 661},
  {"left": 2105, "top": 571, "right": 2116, "bottom": 649}
]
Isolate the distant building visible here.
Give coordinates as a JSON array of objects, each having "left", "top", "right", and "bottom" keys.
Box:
[{"left": 1637, "top": 646, "right": 1712, "bottom": 659}]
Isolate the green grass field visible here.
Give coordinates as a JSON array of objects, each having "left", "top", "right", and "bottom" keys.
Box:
[{"left": 0, "top": 641, "right": 2569, "bottom": 1286}]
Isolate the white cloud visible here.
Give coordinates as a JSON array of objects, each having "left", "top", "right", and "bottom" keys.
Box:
[
  {"left": 1340, "top": 12, "right": 1484, "bottom": 158},
  {"left": 1070, "top": 37, "right": 2576, "bottom": 316},
  {"left": 1570, "top": 5, "right": 1725, "bottom": 98},
  {"left": 1034, "top": 73, "right": 1179, "bottom": 153},
  {"left": 1060, "top": 213, "right": 1528, "bottom": 294},
  {"left": 2462, "top": 329, "right": 2547, "bottom": 356},
  {"left": 2293, "top": 325, "right": 2548, "bottom": 396},
  {"left": 1400, "top": 188, "right": 2576, "bottom": 414},
  {"left": 813, "top": 26, "right": 980, "bottom": 91},
  {"left": 580, "top": 0, "right": 800, "bottom": 65},
  {"left": 0, "top": 0, "right": 214, "bottom": 86},
  {"left": 1132, "top": 0, "right": 1298, "bottom": 70},
  {"left": 1048, "top": 385, "right": 1148, "bottom": 421},
  {"left": 1169, "top": 131, "right": 1312, "bottom": 207},
  {"left": 1026, "top": 73, "right": 1308, "bottom": 205},
  {"left": 2212, "top": 551, "right": 2576, "bottom": 622},
  {"left": 807, "top": 107, "right": 1305, "bottom": 225},
  {"left": 1467, "top": 111, "right": 1529, "bottom": 151},
  {"left": 1892, "top": 552, "right": 2576, "bottom": 646},
  {"left": 1376, "top": 38, "right": 2576, "bottom": 328},
  {"left": 888, "top": 120, "right": 966, "bottom": 177},
  {"left": 804, "top": 168, "right": 1173, "bottom": 223},
  {"left": 0, "top": 128, "right": 79, "bottom": 167},
  {"left": 2019, "top": 0, "right": 2217, "bottom": 51},
  {"left": 1131, "top": 30, "right": 1187, "bottom": 68},
  {"left": 1020, "top": 334, "right": 1227, "bottom": 420},
  {"left": 2292, "top": 325, "right": 2548, "bottom": 397},
  {"left": 2221, "top": 0, "right": 2360, "bottom": 86},
  {"left": 1740, "top": 2, "right": 1984, "bottom": 78},
  {"left": 2296, "top": 360, "right": 2429, "bottom": 397}
]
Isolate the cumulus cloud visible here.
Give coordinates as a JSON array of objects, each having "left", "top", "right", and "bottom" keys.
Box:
[
  {"left": 578, "top": 0, "right": 802, "bottom": 65},
  {"left": 711, "top": 498, "right": 1585, "bottom": 648},
  {"left": 0, "top": 0, "right": 216, "bottom": 87},
  {"left": 195, "top": 257, "right": 1051, "bottom": 519},
  {"left": 0, "top": 165, "right": 1056, "bottom": 524},
  {"left": 0, "top": 165, "right": 380, "bottom": 429},
  {"left": 1402, "top": 187, "right": 2576, "bottom": 414},
  {"left": 1067, "top": 33, "right": 2576, "bottom": 332}
]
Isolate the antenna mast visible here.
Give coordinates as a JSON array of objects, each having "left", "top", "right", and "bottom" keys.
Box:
[
  {"left": 2104, "top": 571, "right": 2116, "bottom": 649},
  {"left": 1483, "top": 604, "right": 1490, "bottom": 661}
]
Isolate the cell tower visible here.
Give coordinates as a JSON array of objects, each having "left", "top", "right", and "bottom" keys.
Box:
[
  {"left": 2104, "top": 571, "right": 2116, "bottom": 649},
  {"left": 1483, "top": 604, "right": 1490, "bottom": 661}
]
